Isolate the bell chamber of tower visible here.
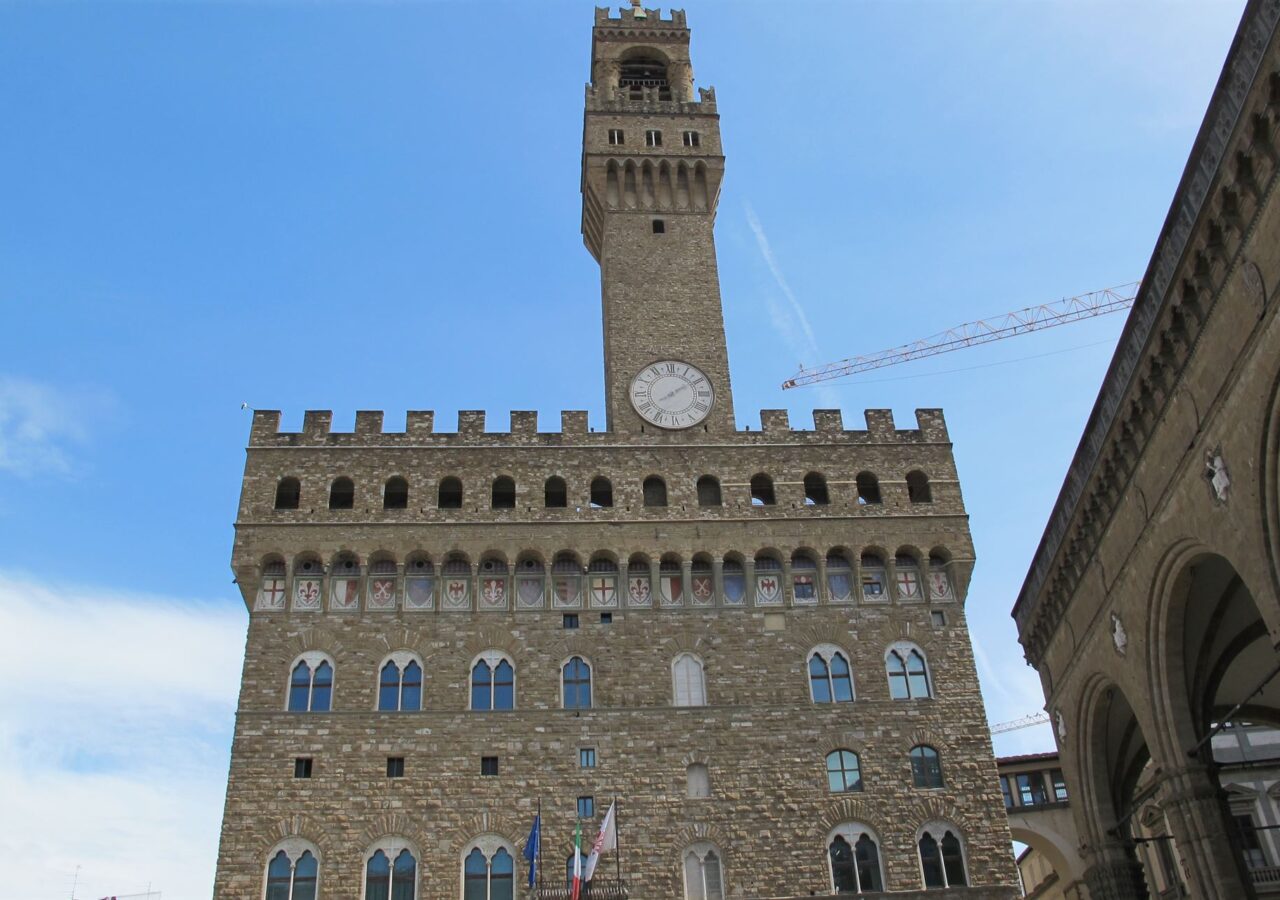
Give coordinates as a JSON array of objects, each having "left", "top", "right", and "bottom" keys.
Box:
[{"left": 582, "top": 6, "right": 735, "bottom": 436}]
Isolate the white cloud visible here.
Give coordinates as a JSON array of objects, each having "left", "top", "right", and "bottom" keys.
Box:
[
  {"left": 0, "top": 573, "right": 245, "bottom": 900},
  {"left": 0, "top": 377, "right": 113, "bottom": 478},
  {"left": 743, "top": 205, "right": 841, "bottom": 409}
]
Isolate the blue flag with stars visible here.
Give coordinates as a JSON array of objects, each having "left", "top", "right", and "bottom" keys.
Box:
[{"left": 523, "top": 813, "right": 541, "bottom": 887}]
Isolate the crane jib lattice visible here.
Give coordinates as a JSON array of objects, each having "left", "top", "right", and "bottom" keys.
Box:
[{"left": 781, "top": 282, "right": 1141, "bottom": 388}]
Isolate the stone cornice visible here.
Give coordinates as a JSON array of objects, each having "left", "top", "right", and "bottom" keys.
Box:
[{"left": 1014, "top": 0, "right": 1280, "bottom": 665}]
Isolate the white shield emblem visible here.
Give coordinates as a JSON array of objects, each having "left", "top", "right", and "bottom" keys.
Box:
[
  {"left": 405, "top": 576, "right": 434, "bottom": 610},
  {"left": 755, "top": 575, "right": 781, "bottom": 605},
  {"left": 627, "top": 577, "right": 651, "bottom": 606},
  {"left": 659, "top": 575, "right": 682, "bottom": 606},
  {"left": 256, "top": 577, "right": 286, "bottom": 611},
  {"left": 517, "top": 577, "right": 544, "bottom": 608},
  {"left": 896, "top": 570, "right": 920, "bottom": 600},
  {"left": 553, "top": 577, "right": 580, "bottom": 608},
  {"left": 691, "top": 576, "right": 713, "bottom": 605},
  {"left": 930, "top": 571, "right": 953, "bottom": 600},
  {"left": 481, "top": 578, "right": 507, "bottom": 609},
  {"left": 293, "top": 578, "right": 322, "bottom": 611},
  {"left": 329, "top": 577, "right": 359, "bottom": 611},
  {"left": 443, "top": 577, "right": 470, "bottom": 610},
  {"left": 590, "top": 577, "right": 617, "bottom": 608}
]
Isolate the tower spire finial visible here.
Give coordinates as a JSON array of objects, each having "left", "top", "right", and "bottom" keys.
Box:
[{"left": 630, "top": 0, "right": 647, "bottom": 19}]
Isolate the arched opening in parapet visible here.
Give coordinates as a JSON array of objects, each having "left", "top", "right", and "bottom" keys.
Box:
[
  {"left": 590, "top": 476, "right": 613, "bottom": 509},
  {"left": 491, "top": 475, "right": 516, "bottom": 510},
  {"left": 696, "top": 475, "right": 722, "bottom": 507},
  {"left": 803, "top": 472, "right": 829, "bottom": 506},
  {"left": 328, "top": 476, "right": 354, "bottom": 510},
  {"left": 438, "top": 476, "right": 463, "bottom": 509},
  {"left": 544, "top": 476, "right": 568, "bottom": 509},
  {"left": 619, "top": 50, "right": 671, "bottom": 101},
  {"left": 643, "top": 475, "right": 667, "bottom": 508},
  {"left": 383, "top": 476, "right": 409, "bottom": 510},
  {"left": 275, "top": 476, "right": 301, "bottom": 510}
]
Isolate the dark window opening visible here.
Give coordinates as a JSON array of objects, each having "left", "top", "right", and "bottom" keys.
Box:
[
  {"left": 645, "top": 129, "right": 663, "bottom": 147},
  {"left": 682, "top": 130, "right": 700, "bottom": 147},
  {"left": 491, "top": 476, "right": 516, "bottom": 509},
  {"left": 855, "top": 472, "right": 882, "bottom": 505},
  {"left": 386, "top": 757, "right": 405, "bottom": 778},
  {"left": 907, "top": 470, "right": 932, "bottom": 503},
  {"left": 580, "top": 748, "right": 596, "bottom": 768},
  {"left": 294, "top": 757, "right": 312, "bottom": 779},
  {"left": 563, "top": 614, "right": 579, "bottom": 630},
  {"left": 481, "top": 756, "right": 499, "bottom": 777},
  {"left": 696, "top": 475, "right": 722, "bottom": 507},
  {"left": 274, "top": 477, "right": 300, "bottom": 510},
  {"left": 931, "top": 610, "right": 947, "bottom": 627},
  {"left": 544, "top": 476, "right": 568, "bottom": 508},
  {"left": 643, "top": 476, "right": 668, "bottom": 507},
  {"left": 328, "top": 477, "right": 354, "bottom": 510},
  {"left": 651, "top": 219, "right": 665, "bottom": 234},
  {"left": 608, "top": 128, "right": 625, "bottom": 145},
  {"left": 599, "top": 612, "right": 613, "bottom": 625},
  {"left": 590, "top": 477, "right": 613, "bottom": 509},
  {"left": 383, "top": 476, "right": 408, "bottom": 509},
  {"left": 620, "top": 57, "right": 671, "bottom": 100},
  {"left": 749, "top": 474, "right": 776, "bottom": 506},
  {"left": 1051, "top": 769, "right": 1068, "bottom": 802},
  {"left": 438, "top": 476, "right": 463, "bottom": 509},
  {"left": 803, "top": 472, "right": 830, "bottom": 506}
]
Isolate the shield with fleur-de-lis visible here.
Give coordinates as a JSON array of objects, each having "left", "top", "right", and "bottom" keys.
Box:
[
  {"left": 443, "top": 577, "right": 470, "bottom": 611},
  {"left": 755, "top": 575, "right": 781, "bottom": 605},
  {"left": 256, "top": 577, "right": 286, "bottom": 611},
  {"left": 367, "top": 578, "right": 397, "bottom": 610},
  {"left": 293, "top": 578, "right": 322, "bottom": 611},
  {"left": 517, "top": 576, "right": 544, "bottom": 608},
  {"left": 480, "top": 578, "right": 507, "bottom": 610},
  {"left": 329, "top": 577, "right": 360, "bottom": 612},
  {"left": 627, "top": 577, "right": 651, "bottom": 607}
]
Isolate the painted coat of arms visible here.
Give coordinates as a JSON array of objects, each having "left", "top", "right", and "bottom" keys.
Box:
[
  {"left": 367, "top": 577, "right": 397, "bottom": 610},
  {"left": 627, "top": 576, "right": 651, "bottom": 606},
  {"left": 895, "top": 570, "right": 921, "bottom": 600},
  {"left": 257, "top": 577, "right": 286, "bottom": 611},
  {"left": 405, "top": 575, "right": 434, "bottom": 610},
  {"left": 293, "top": 578, "right": 322, "bottom": 611},
  {"left": 691, "top": 576, "right": 713, "bottom": 605},
  {"left": 443, "top": 577, "right": 470, "bottom": 611},
  {"left": 517, "top": 576, "right": 545, "bottom": 608},
  {"left": 659, "top": 574, "right": 683, "bottom": 606},
  {"left": 590, "top": 577, "right": 617, "bottom": 608},
  {"left": 756, "top": 574, "right": 781, "bottom": 605},
  {"left": 480, "top": 578, "right": 507, "bottom": 610},
  {"left": 329, "top": 577, "right": 360, "bottom": 612}
]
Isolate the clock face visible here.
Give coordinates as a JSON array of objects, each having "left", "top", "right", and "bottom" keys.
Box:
[{"left": 629, "top": 360, "right": 714, "bottom": 429}]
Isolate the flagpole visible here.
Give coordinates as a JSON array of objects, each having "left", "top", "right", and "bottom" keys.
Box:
[
  {"left": 537, "top": 797, "right": 543, "bottom": 896},
  {"left": 614, "top": 796, "right": 621, "bottom": 887}
]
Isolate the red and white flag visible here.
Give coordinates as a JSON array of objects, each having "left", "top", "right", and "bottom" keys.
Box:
[
  {"left": 583, "top": 801, "right": 617, "bottom": 882},
  {"left": 570, "top": 820, "right": 583, "bottom": 900}
]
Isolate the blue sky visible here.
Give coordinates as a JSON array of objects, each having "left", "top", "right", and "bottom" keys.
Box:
[{"left": 0, "top": 0, "right": 1247, "bottom": 896}]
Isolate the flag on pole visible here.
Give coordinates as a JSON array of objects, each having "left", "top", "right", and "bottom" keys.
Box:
[
  {"left": 583, "top": 800, "right": 617, "bottom": 882},
  {"left": 523, "top": 812, "right": 540, "bottom": 888},
  {"left": 570, "top": 820, "right": 583, "bottom": 900}
]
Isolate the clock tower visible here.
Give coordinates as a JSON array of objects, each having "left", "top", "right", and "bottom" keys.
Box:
[{"left": 581, "top": 3, "right": 736, "bottom": 435}]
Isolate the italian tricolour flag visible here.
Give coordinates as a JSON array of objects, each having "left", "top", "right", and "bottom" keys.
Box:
[{"left": 570, "top": 819, "right": 583, "bottom": 900}]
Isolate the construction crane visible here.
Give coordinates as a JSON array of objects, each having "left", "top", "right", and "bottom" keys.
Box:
[
  {"left": 991, "top": 712, "right": 1051, "bottom": 735},
  {"left": 781, "top": 282, "right": 1140, "bottom": 389}
]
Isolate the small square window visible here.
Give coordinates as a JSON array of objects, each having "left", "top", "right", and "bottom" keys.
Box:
[
  {"left": 599, "top": 612, "right": 613, "bottom": 625},
  {"left": 387, "top": 756, "right": 405, "bottom": 778},
  {"left": 682, "top": 130, "right": 700, "bottom": 147},
  {"left": 294, "top": 757, "right": 312, "bottom": 779},
  {"left": 931, "top": 610, "right": 946, "bottom": 627},
  {"left": 608, "top": 128, "right": 625, "bottom": 145},
  {"left": 481, "top": 756, "right": 499, "bottom": 776},
  {"left": 580, "top": 748, "right": 597, "bottom": 768},
  {"left": 651, "top": 219, "right": 665, "bottom": 234},
  {"left": 577, "top": 795, "right": 595, "bottom": 818},
  {"left": 645, "top": 129, "right": 662, "bottom": 147},
  {"left": 563, "top": 613, "right": 580, "bottom": 629}
]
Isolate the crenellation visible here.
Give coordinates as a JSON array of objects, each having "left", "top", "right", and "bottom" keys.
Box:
[
  {"left": 594, "top": 6, "right": 686, "bottom": 26},
  {"left": 457, "top": 410, "right": 486, "bottom": 435},
  {"left": 865, "top": 408, "right": 896, "bottom": 437},
  {"left": 251, "top": 409, "right": 282, "bottom": 442},
  {"left": 302, "top": 409, "right": 332, "bottom": 438},
  {"left": 914, "top": 408, "right": 950, "bottom": 442},
  {"left": 354, "top": 410, "right": 383, "bottom": 435},
  {"left": 760, "top": 409, "right": 790, "bottom": 431},
  {"left": 406, "top": 410, "right": 435, "bottom": 436},
  {"left": 561, "top": 410, "right": 589, "bottom": 433},
  {"left": 813, "top": 409, "right": 844, "bottom": 432},
  {"left": 510, "top": 410, "right": 538, "bottom": 435}
]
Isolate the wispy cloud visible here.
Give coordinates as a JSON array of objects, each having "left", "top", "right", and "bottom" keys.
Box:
[
  {"left": 743, "top": 204, "right": 841, "bottom": 409},
  {"left": 0, "top": 376, "right": 113, "bottom": 478},
  {"left": 0, "top": 573, "right": 245, "bottom": 900}
]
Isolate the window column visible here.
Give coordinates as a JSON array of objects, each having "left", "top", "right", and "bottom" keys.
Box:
[
  {"left": 681, "top": 558, "right": 693, "bottom": 608},
  {"left": 886, "top": 557, "right": 900, "bottom": 601},
  {"left": 711, "top": 556, "right": 725, "bottom": 607},
  {"left": 781, "top": 556, "right": 794, "bottom": 606},
  {"left": 743, "top": 557, "right": 757, "bottom": 605},
  {"left": 815, "top": 554, "right": 829, "bottom": 604},
  {"left": 649, "top": 557, "right": 662, "bottom": 602}
]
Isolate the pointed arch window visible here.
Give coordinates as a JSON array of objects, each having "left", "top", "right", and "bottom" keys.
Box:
[
  {"left": 919, "top": 827, "right": 967, "bottom": 888},
  {"left": 563, "top": 657, "right": 592, "bottom": 709},
  {"left": 682, "top": 844, "right": 724, "bottom": 900},
  {"left": 464, "top": 845, "right": 514, "bottom": 900},
  {"left": 826, "top": 750, "right": 862, "bottom": 793},
  {"left": 329, "top": 476, "right": 354, "bottom": 510},
  {"left": 809, "top": 647, "right": 854, "bottom": 703},
  {"left": 910, "top": 745, "right": 943, "bottom": 788},
  {"left": 887, "top": 644, "right": 932, "bottom": 699},
  {"left": 696, "top": 475, "right": 722, "bottom": 507},
  {"left": 829, "top": 827, "right": 883, "bottom": 893},
  {"left": 288, "top": 656, "right": 332, "bottom": 712},
  {"left": 365, "top": 847, "right": 417, "bottom": 900},
  {"left": 673, "top": 653, "right": 706, "bottom": 707},
  {"left": 265, "top": 847, "right": 318, "bottom": 900},
  {"left": 472, "top": 654, "right": 515, "bottom": 711},
  {"left": 378, "top": 657, "right": 423, "bottom": 712}
]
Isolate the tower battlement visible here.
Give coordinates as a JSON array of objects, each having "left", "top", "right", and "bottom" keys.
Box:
[
  {"left": 247, "top": 407, "right": 951, "bottom": 447},
  {"left": 594, "top": 6, "right": 686, "bottom": 27}
]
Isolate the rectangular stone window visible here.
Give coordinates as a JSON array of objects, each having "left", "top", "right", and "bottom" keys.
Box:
[
  {"left": 608, "top": 128, "right": 624, "bottom": 145},
  {"left": 599, "top": 612, "right": 613, "bottom": 625},
  {"left": 930, "top": 610, "right": 946, "bottom": 627},
  {"left": 577, "top": 796, "right": 595, "bottom": 818},
  {"left": 580, "top": 748, "right": 596, "bottom": 768},
  {"left": 387, "top": 756, "right": 405, "bottom": 778},
  {"left": 294, "top": 757, "right": 312, "bottom": 779},
  {"left": 481, "top": 756, "right": 499, "bottom": 777},
  {"left": 563, "top": 613, "right": 580, "bottom": 629},
  {"left": 645, "top": 129, "right": 662, "bottom": 147},
  {"left": 652, "top": 219, "right": 665, "bottom": 234},
  {"left": 1050, "top": 768, "right": 1068, "bottom": 802},
  {"left": 682, "top": 130, "right": 700, "bottom": 147},
  {"left": 999, "top": 775, "right": 1013, "bottom": 809}
]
